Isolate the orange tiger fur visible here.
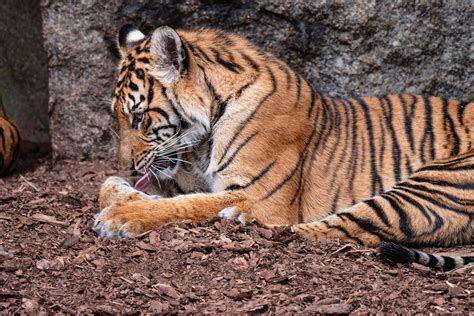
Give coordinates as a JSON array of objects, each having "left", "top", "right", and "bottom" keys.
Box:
[
  {"left": 93, "top": 25, "right": 473, "bottom": 270},
  {"left": 0, "top": 98, "right": 20, "bottom": 176}
]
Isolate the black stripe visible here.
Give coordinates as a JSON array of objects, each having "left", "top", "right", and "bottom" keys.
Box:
[
  {"left": 147, "top": 77, "right": 154, "bottom": 105},
  {"left": 337, "top": 212, "right": 393, "bottom": 240},
  {"left": 146, "top": 108, "right": 170, "bottom": 124},
  {"left": 382, "top": 96, "right": 402, "bottom": 183},
  {"left": 378, "top": 107, "right": 386, "bottom": 171},
  {"left": 380, "top": 194, "right": 413, "bottom": 239},
  {"left": 363, "top": 199, "right": 391, "bottom": 226},
  {"left": 211, "top": 96, "right": 230, "bottom": 127},
  {"left": 211, "top": 48, "right": 242, "bottom": 73},
  {"left": 427, "top": 254, "right": 438, "bottom": 268},
  {"left": 400, "top": 182, "right": 474, "bottom": 207},
  {"left": 325, "top": 223, "right": 364, "bottom": 245},
  {"left": 307, "top": 85, "right": 316, "bottom": 118},
  {"left": 308, "top": 96, "right": 335, "bottom": 166},
  {"left": 401, "top": 95, "right": 416, "bottom": 152},
  {"left": 276, "top": 61, "right": 292, "bottom": 91},
  {"left": 394, "top": 185, "right": 472, "bottom": 216},
  {"left": 409, "top": 176, "right": 474, "bottom": 190},
  {"left": 261, "top": 159, "right": 300, "bottom": 200},
  {"left": 195, "top": 46, "right": 214, "bottom": 64},
  {"left": 442, "top": 256, "right": 456, "bottom": 271},
  {"left": 181, "top": 42, "right": 190, "bottom": 74},
  {"left": 457, "top": 100, "right": 469, "bottom": 125},
  {"left": 442, "top": 98, "right": 460, "bottom": 156},
  {"left": 235, "top": 72, "right": 261, "bottom": 99},
  {"left": 127, "top": 60, "right": 136, "bottom": 71},
  {"left": 216, "top": 132, "right": 258, "bottom": 173},
  {"left": 330, "top": 188, "right": 341, "bottom": 214},
  {"left": 405, "top": 154, "right": 413, "bottom": 175},
  {"left": 137, "top": 57, "right": 150, "bottom": 64},
  {"left": 416, "top": 156, "right": 474, "bottom": 171},
  {"left": 385, "top": 190, "right": 432, "bottom": 226},
  {"left": 419, "top": 96, "right": 436, "bottom": 163},
  {"left": 352, "top": 97, "right": 383, "bottom": 195},
  {"left": 295, "top": 74, "right": 302, "bottom": 106},
  {"left": 343, "top": 99, "right": 359, "bottom": 198},
  {"left": 325, "top": 98, "right": 342, "bottom": 167},
  {"left": 241, "top": 53, "right": 260, "bottom": 71},
  {"left": 169, "top": 102, "right": 190, "bottom": 130},
  {"left": 423, "top": 164, "right": 474, "bottom": 172},
  {"left": 225, "top": 160, "right": 276, "bottom": 191},
  {"left": 329, "top": 97, "right": 350, "bottom": 192},
  {"left": 217, "top": 66, "right": 277, "bottom": 165},
  {"left": 198, "top": 65, "right": 221, "bottom": 122},
  {"left": 186, "top": 42, "right": 197, "bottom": 55}
]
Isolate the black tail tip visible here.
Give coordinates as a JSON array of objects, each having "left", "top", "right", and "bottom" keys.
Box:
[{"left": 378, "top": 241, "right": 415, "bottom": 264}]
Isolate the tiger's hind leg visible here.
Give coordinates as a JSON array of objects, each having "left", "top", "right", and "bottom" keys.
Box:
[{"left": 293, "top": 150, "right": 474, "bottom": 247}]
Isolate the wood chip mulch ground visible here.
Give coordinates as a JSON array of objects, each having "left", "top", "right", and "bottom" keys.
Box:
[{"left": 0, "top": 159, "right": 472, "bottom": 314}]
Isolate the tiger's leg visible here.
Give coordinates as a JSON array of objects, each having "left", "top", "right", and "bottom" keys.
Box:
[
  {"left": 293, "top": 151, "right": 474, "bottom": 247},
  {"left": 93, "top": 190, "right": 247, "bottom": 239},
  {"left": 99, "top": 176, "right": 160, "bottom": 209}
]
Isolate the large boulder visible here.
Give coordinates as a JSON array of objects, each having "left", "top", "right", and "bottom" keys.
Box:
[
  {"left": 40, "top": 0, "right": 473, "bottom": 160},
  {"left": 0, "top": 0, "right": 49, "bottom": 155}
]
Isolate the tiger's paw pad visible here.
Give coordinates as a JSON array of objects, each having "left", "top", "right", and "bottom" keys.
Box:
[
  {"left": 92, "top": 207, "right": 144, "bottom": 239},
  {"left": 218, "top": 207, "right": 251, "bottom": 224}
]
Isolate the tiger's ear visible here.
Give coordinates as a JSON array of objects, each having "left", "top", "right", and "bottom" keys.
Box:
[
  {"left": 148, "top": 26, "right": 185, "bottom": 86},
  {"left": 118, "top": 24, "right": 146, "bottom": 58}
]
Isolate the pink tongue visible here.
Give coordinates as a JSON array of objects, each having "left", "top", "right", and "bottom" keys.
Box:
[{"left": 134, "top": 170, "right": 153, "bottom": 192}]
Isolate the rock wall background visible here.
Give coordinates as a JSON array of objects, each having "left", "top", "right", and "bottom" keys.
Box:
[
  {"left": 38, "top": 0, "right": 473, "bottom": 160},
  {"left": 0, "top": 0, "right": 49, "bottom": 155}
]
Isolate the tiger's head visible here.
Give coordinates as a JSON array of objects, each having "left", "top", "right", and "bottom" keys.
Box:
[{"left": 112, "top": 25, "right": 211, "bottom": 189}]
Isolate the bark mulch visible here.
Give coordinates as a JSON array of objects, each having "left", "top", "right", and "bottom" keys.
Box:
[{"left": 0, "top": 160, "right": 472, "bottom": 314}]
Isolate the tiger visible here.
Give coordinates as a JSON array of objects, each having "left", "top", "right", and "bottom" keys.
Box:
[
  {"left": 0, "top": 95, "right": 20, "bottom": 176},
  {"left": 93, "top": 24, "right": 473, "bottom": 271}
]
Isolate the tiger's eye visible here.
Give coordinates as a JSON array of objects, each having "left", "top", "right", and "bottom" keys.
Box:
[{"left": 136, "top": 69, "right": 145, "bottom": 80}]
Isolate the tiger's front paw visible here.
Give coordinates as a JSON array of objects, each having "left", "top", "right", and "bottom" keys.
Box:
[
  {"left": 92, "top": 203, "right": 148, "bottom": 239},
  {"left": 218, "top": 207, "right": 254, "bottom": 224},
  {"left": 99, "top": 176, "right": 159, "bottom": 209}
]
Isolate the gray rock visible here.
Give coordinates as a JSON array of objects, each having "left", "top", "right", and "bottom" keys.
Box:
[
  {"left": 39, "top": 0, "right": 473, "bottom": 160},
  {"left": 0, "top": 0, "right": 49, "bottom": 154}
]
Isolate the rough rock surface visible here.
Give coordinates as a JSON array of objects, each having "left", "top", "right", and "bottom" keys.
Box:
[
  {"left": 40, "top": 0, "right": 473, "bottom": 159},
  {"left": 0, "top": 0, "right": 49, "bottom": 153}
]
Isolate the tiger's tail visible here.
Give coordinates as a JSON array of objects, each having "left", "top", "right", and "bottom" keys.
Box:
[{"left": 378, "top": 242, "right": 474, "bottom": 272}]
